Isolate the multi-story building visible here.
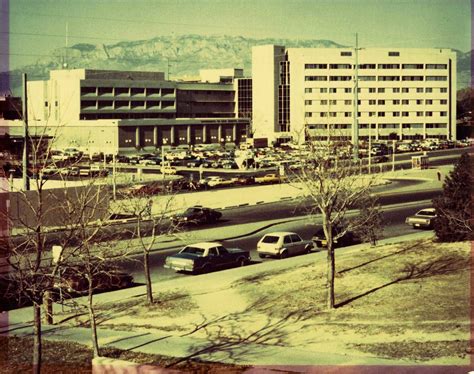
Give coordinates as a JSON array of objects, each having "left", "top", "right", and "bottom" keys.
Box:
[
  {"left": 252, "top": 45, "right": 457, "bottom": 144},
  {"left": 25, "top": 69, "right": 250, "bottom": 154}
]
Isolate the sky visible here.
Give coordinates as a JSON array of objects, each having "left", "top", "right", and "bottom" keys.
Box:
[{"left": 2, "top": 0, "right": 472, "bottom": 70}]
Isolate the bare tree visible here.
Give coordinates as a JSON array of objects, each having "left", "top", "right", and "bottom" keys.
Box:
[
  {"left": 118, "top": 181, "right": 180, "bottom": 305},
  {"left": 290, "top": 129, "right": 380, "bottom": 309}
]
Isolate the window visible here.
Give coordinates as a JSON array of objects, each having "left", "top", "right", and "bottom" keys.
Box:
[
  {"left": 426, "top": 87, "right": 433, "bottom": 93},
  {"left": 402, "top": 123, "right": 411, "bottom": 129},
  {"left": 378, "top": 88, "right": 385, "bottom": 93},
  {"left": 402, "top": 111, "right": 409, "bottom": 117},
  {"left": 329, "top": 100, "right": 337, "bottom": 105},
  {"left": 329, "top": 64, "right": 352, "bottom": 69},
  {"left": 378, "top": 64, "right": 400, "bottom": 69},
  {"left": 359, "top": 76, "right": 376, "bottom": 81},
  {"left": 426, "top": 111, "right": 433, "bottom": 116},
  {"left": 402, "top": 99, "right": 409, "bottom": 105},
  {"left": 305, "top": 88, "right": 312, "bottom": 93},
  {"left": 305, "top": 112, "right": 312, "bottom": 117},
  {"left": 440, "top": 99, "right": 447, "bottom": 105},
  {"left": 378, "top": 76, "right": 400, "bottom": 81},
  {"left": 440, "top": 111, "right": 447, "bottom": 117},
  {"left": 440, "top": 87, "right": 447, "bottom": 93},
  {"left": 344, "top": 100, "right": 352, "bottom": 105},
  {"left": 321, "top": 100, "right": 328, "bottom": 105},
  {"left": 359, "top": 64, "right": 376, "bottom": 69},
  {"left": 368, "top": 112, "right": 376, "bottom": 117},
  {"left": 378, "top": 100, "right": 385, "bottom": 105},
  {"left": 344, "top": 88, "right": 352, "bottom": 93},
  {"left": 393, "top": 112, "right": 400, "bottom": 117},
  {"left": 329, "top": 88, "right": 337, "bottom": 93},
  {"left": 416, "top": 111, "right": 423, "bottom": 117},
  {"left": 426, "top": 99, "right": 433, "bottom": 105},
  {"left": 341, "top": 51, "right": 352, "bottom": 56},
  {"left": 402, "top": 88, "right": 409, "bottom": 93},
  {"left": 320, "top": 88, "right": 328, "bottom": 93},
  {"left": 369, "top": 99, "right": 376, "bottom": 105},
  {"left": 368, "top": 88, "right": 376, "bottom": 93},
  {"left": 426, "top": 123, "right": 447, "bottom": 128},
  {"left": 393, "top": 87, "right": 400, "bottom": 93},
  {"left": 330, "top": 76, "right": 352, "bottom": 81},
  {"left": 305, "top": 76, "right": 327, "bottom": 81},
  {"left": 426, "top": 76, "right": 447, "bottom": 81},
  {"left": 320, "top": 112, "right": 327, "bottom": 117},
  {"left": 416, "top": 88, "right": 424, "bottom": 93},
  {"left": 378, "top": 112, "right": 385, "bottom": 117},
  {"left": 402, "top": 76, "right": 424, "bottom": 81},
  {"left": 393, "top": 99, "right": 400, "bottom": 105},
  {"left": 44, "top": 101, "right": 48, "bottom": 107},
  {"left": 426, "top": 64, "right": 447, "bottom": 69},
  {"left": 388, "top": 51, "right": 400, "bottom": 56},
  {"left": 329, "top": 112, "right": 337, "bottom": 117},
  {"left": 305, "top": 63, "right": 327, "bottom": 69},
  {"left": 402, "top": 64, "right": 423, "bottom": 69},
  {"left": 344, "top": 112, "right": 352, "bottom": 117},
  {"left": 416, "top": 100, "right": 423, "bottom": 105},
  {"left": 305, "top": 100, "right": 312, "bottom": 105}
]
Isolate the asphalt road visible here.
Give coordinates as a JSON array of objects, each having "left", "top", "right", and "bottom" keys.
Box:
[{"left": 125, "top": 198, "right": 435, "bottom": 284}]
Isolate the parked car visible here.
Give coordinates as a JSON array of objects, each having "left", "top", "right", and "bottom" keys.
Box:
[
  {"left": 232, "top": 175, "right": 255, "bottom": 185},
  {"left": 312, "top": 227, "right": 362, "bottom": 249},
  {"left": 164, "top": 242, "right": 250, "bottom": 273},
  {"left": 255, "top": 173, "right": 283, "bottom": 184},
  {"left": 405, "top": 208, "right": 437, "bottom": 229},
  {"left": 54, "top": 264, "right": 133, "bottom": 295},
  {"left": 172, "top": 206, "right": 222, "bottom": 226},
  {"left": 257, "top": 232, "right": 314, "bottom": 259},
  {"left": 161, "top": 166, "right": 177, "bottom": 175},
  {"left": 41, "top": 165, "right": 59, "bottom": 176},
  {"left": 139, "top": 157, "right": 161, "bottom": 166},
  {"left": 207, "top": 177, "right": 234, "bottom": 188}
]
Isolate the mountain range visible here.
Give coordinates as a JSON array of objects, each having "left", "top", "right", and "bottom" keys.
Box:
[{"left": 2, "top": 34, "right": 471, "bottom": 95}]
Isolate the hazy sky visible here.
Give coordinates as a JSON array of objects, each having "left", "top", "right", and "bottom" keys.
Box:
[{"left": 4, "top": 0, "right": 472, "bottom": 69}]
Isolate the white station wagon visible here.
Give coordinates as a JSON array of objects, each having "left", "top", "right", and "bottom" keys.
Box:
[{"left": 257, "top": 231, "right": 314, "bottom": 259}]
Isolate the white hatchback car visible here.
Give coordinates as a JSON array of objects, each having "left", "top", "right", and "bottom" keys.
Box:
[{"left": 257, "top": 231, "right": 314, "bottom": 259}]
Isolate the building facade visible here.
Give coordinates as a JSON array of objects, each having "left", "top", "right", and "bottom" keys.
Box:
[
  {"left": 26, "top": 69, "right": 250, "bottom": 154},
  {"left": 252, "top": 45, "right": 457, "bottom": 144}
]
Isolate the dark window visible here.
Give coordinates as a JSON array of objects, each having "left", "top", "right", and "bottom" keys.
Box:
[{"left": 388, "top": 51, "right": 400, "bottom": 56}]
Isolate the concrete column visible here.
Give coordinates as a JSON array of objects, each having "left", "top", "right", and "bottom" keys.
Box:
[
  {"left": 232, "top": 124, "right": 238, "bottom": 143},
  {"left": 170, "top": 125, "right": 175, "bottom": 145},
  {"left": 218, "top": 124, "right": 222, "bottom": 143},
  {"left": 187, "top": 125, "right": 192, "bottom": 144},
  {"left": 135, "top": 127, "right": 140, "bottom": 148},
  {"left": 153, "top": 126, "right": 158, "bottom": 147},
  {"left": 202, "top": 126, "right": 207, "bottom": 143}
]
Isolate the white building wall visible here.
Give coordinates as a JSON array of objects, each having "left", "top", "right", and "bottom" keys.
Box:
[{"left": 251, "top": 45, "right": 285, "bottom": 141}]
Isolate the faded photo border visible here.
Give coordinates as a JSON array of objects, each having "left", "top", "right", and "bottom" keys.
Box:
[{"left": 0, "top": 0, "right": 472, "bottom": 373}]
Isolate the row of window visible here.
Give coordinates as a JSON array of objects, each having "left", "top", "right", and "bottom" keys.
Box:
[
  {"left": 307, "top": 123, "right": 447, "bottom": 129},
  {"left": 305, "top": 75, "right": 447, "bottom": 81},
  {"left": 305, "top": 63, "right": 447, "bottom": 70},
  {"left": 304, "top": 87, "right": 448, "bottom": 94},
  {"left": 80, "top": 87, "right": 176, "bottom": 96},
  {"left": 305, "top": 111, "right": 448, "bottom": 117},
  {"left": 305, "top": 99, "right": 447, "bottom": 106}
]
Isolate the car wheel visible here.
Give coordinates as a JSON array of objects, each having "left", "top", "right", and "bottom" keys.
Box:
[
  {"left": 237, "top": 257, "right": 247, "bottom": 267},
  {"left": 258, "top": 254, "right": 266, "bottom": 259},
  {"left": 201, "top": 264, "right": 211, "bottom": 274},
  {"left": 279, "top": 251, "right": 288, "bottom": 259},
  {"left": 305, "top": 245, "right": 312, "bottom": 254}
]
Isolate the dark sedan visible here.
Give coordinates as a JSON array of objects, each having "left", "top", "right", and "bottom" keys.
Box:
[
  {"left": 171, "top": 206, "right": 222, "bottom": 225},
  {"left": 312, "top": 227, "right": 361, "bottom": 249}
]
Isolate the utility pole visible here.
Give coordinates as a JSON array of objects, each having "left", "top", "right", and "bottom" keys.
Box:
[
  {"left": 352, "top": 33, "right": 359, "bottom": 161},
  {"left": 22, "top": 73, "right": 30, "bottom": 191}
]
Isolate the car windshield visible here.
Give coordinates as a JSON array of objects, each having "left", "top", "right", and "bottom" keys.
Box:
[
  {"left": 181, "top": 247, "right": 205, "bottom": 256},
  {"left": 418, "top": 210, "right": 435, "bottom": 216},
  {"left": 262, "top": 235, "right": 279, "bottom": 244}
]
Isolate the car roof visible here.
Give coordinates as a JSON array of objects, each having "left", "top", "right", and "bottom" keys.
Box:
[
  {"left": 186, "top": 242, "right": 223, "bottom": 249},
  {"left": 263, "top": 231, "right": 296, "bottom": 237},
  {"left": 418, "top": 208, "right": 436, "bottom": 213}
]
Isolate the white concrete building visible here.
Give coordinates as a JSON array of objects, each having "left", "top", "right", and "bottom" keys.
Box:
[{"left": 252, "top": 45, "right": 457, "bottom": 144}]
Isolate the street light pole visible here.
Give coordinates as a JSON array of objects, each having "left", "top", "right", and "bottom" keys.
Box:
[{"left": 22, "top": 73, "right": 30, "bottom": 191}]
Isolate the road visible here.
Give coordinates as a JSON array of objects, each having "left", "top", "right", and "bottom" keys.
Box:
[{"left": 124, "top": 198, "right": 435, "bottom": 284}]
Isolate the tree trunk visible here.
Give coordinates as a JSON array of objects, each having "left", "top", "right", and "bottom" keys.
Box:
[
  {"left": 42, "top": 291, "right": 53, "bottom": 325},
  {"left": 88, "top": 283, "right": 100, "bottom": 358},
  {"left": 32, "top": 302, "right": 42, "bottom": 374},
  {"left": 144, "top": 252, "right": 154, "bottom": 304},
  {"left": 326, "top": 245, "right": 335, "bottom": 309}
]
